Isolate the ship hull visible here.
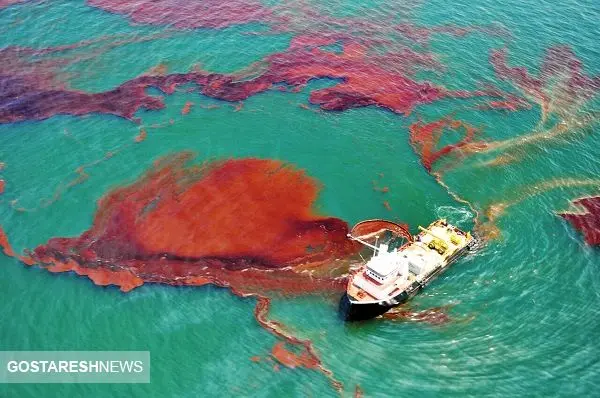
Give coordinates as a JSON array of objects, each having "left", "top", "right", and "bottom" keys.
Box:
[{"left": 339, "top": 291, "right": 410, "bottom": 321}]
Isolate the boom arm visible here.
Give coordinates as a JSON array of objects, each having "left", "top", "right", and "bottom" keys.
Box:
[{"left": 346, "top": 234, "right": 380, "bottom": 251}]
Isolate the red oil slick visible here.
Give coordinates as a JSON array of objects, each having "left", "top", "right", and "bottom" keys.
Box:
[
  {"left": 239, "top": 291, "right": 344, "bottom": 392},
  {"left": 30, "top": 152, "right": 358, "bottom": 292},
  {"left": 0, "top": 226, "right": 15, "bottom": 257},
  {"left": 409, "top": 118, "right": 479, "bottom": 171},
  {"left": 269, "top": 44, "right": 445, "bottom": 115},
  {"left": 0, "top": 31, "right": 194, "bottom": 124},
  {"left": 0, "top": 44, "right": 164, "bottom": 124},
  {"left": 271, "top": 342, "right": 319, "bottom": 369},
  {"left": 1, "top": 33, "right": 503, "bottom": 124},
  {"left": 560, "top": 196, "right": 600, "bottom": 246}
]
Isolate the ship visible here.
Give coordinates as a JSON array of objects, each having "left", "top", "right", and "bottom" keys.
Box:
[{"left": 339, "top": 219, "right": 475, "bottom": 321}]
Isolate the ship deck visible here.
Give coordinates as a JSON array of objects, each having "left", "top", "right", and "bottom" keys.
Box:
[{"left": 347, "top": 220, "right": 472, "bottom": 304}]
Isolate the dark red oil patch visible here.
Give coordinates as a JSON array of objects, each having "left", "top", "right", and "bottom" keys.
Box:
[
  {"left": 560, "top": 196, "right": 600, "bottom": 246},
  {"left": 409, "top": 118, "right": 478, "bottom": 171},
  {"left": 87, "top": 0, "right": 275, "bottom": 29},
  {"left": 0, "top": 45, "right": 164, "bottom": 124},
  {"left": 0, "top": 179, "right": 4, "bottom": 194},
  {"left": 0, "top": 30, "right": 192, "bottom": 124},
  {"left": 30, "top": 152, "right": 358, "bottom": 292},
  {"left": 0, "top": 74, "right": 164, "bottom": 124},
  {"left": 259, "top": 37, "right": 449, "bottom": 115}
]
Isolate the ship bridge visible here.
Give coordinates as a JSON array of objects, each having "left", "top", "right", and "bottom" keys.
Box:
[{"left": 365, "top": 244, "right": 407, "bottom": 283}]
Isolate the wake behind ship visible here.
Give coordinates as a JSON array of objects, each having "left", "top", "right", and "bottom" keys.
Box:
[{"left": 340, "top": 219, "right": 475, "bottom": 321}]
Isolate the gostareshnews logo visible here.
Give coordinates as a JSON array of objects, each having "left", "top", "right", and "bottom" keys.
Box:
[{"left": 0, "top": 351, "right": 150, "bottom": 383}]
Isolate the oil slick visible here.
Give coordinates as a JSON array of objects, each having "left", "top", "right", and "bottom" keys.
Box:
[
  {"left": 559, "top": 196, "right": 600, "bottom": 246},
  {"left": 409, "top": 118, "right": 479, "bottom": 172},
  {"left": 0, "top": 38, "right": 468, "bottom": 124},
  {"left": 30, "top": 153, "right": 358, "bottom": 289}
]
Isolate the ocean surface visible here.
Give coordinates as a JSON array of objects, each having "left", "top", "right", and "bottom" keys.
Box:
[{"left": 1, "top": 0, "right": 599, "bottom": 397}]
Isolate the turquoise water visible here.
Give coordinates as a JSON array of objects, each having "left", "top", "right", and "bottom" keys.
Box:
[{"left": 1, "top": 0, "right": 600, "bottom": 396}]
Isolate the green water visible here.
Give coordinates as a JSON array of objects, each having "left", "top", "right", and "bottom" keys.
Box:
[{"left": 1, "top": 0, "right": 599, "bottom": 396}]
